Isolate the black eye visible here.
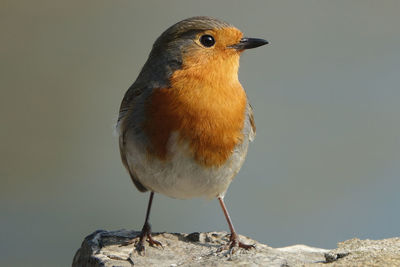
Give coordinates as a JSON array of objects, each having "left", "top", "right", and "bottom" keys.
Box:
[{"left": 200, "top": 35, "right": 215, "bottom": 47}]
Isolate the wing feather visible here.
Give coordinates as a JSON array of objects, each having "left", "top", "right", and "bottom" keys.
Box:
[
  {"left": 248, "top": 104, "right": 256, "bottom": 142},
  {"left": 117, "top": 84, "right": 149, "bottom": 192}
]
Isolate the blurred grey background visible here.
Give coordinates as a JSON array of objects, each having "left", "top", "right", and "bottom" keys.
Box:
[{"left": 1, "top": 0, "right": 400, "bottom": 266}]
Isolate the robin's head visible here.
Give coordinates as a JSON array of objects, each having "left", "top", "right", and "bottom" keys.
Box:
[{"left": 137, "top": 16, "right": 268, "bottom": 87}]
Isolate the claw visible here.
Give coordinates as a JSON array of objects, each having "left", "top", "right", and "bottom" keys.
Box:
[
  {"left": 134, "top": 236, "right": 163, "bottom": 255},
  {"left": 147, "top": 234, "right": 163, "bottom": 248},
  {"left": 133, "top": 222, "right": 163, "bottom": 255},
  {"left": 237, "top": 241, "right": 255, "bottom": 250},
  {"left": 135, "top": 240, "right": 146, "bottom": 255},
  {"left": 217, "top": 233, "right": 255, "bottom": 254}
]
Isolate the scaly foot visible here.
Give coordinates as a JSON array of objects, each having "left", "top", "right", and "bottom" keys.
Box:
[
  {"left": 120, "top": 222, "right": 163, "bottom": 255},
  {"left": 217, "top": 233, "right": 255, "bottom": 255}
]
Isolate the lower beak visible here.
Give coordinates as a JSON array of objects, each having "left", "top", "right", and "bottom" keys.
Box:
[{"left": 230, "top": 38, "right": 269, "bottom": 50}]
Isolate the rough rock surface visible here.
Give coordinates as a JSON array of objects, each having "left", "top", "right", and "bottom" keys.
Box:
[
  {"left": 72, "top": 230, "right": 400, "bottom": 267},
  {"left": 314, "top": 237, "right": 400, "bottom": 267}
]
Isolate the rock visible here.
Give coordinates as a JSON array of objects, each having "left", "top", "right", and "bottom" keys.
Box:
[
  {"left": 72, "top": 230, "right": 400, "bottom": 267},
  {"left": 318, "top": 237, "right": 400, "bottom": 267}
]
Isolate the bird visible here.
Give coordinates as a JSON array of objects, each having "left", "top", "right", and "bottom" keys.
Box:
[{"left": 116, "top": 16, "right": 268, "bottom": 254}]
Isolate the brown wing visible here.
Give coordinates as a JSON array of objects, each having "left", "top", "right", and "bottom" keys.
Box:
[
  {"left": 118, "top": 84, "right": 144, "bottom": 124},
  {"left": 248, "top": 104, "right": 256, "bottom": 142},
  {"left": 118, "top": 85, "right": 148, "bottom": 192}
]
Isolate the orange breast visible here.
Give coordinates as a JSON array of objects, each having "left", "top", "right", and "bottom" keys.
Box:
[{"left": 144, "top": 51, "right": 246, "bottom": 167}]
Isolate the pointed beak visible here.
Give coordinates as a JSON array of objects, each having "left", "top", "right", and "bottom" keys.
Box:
[{"left": 229, "top": 38, "right": 269, "bottom": 50}]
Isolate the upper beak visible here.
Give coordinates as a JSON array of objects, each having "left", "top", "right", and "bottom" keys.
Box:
[{"left": 229, "top": 37, "right": 269, "bottom": 50}]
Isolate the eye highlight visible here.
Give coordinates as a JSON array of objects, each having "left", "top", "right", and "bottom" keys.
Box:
[{"left": 199, "top": 34, "right": 215, "bottom": 47}]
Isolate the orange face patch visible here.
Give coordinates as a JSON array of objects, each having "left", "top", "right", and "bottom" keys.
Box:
[
  {"left": 194, "top": 27, "right": 243, "bottom": 50},
  {"left": 186, "top": 27, "right": 244, "bottom": 67},
  {"left": 143, "top": 27, "right": 247, "bottom": 167}
]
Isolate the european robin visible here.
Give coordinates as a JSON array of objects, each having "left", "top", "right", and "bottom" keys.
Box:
[{"left": 117, "top": 16, "right": 268, "bottom": 254}]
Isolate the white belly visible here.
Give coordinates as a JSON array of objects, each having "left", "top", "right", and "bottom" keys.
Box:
[{"left": 125, "top": 132, "right": 249, "bottom": 199}]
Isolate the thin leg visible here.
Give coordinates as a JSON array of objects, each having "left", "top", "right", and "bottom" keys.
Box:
[
  {"left": 134, "top": 192, "right": 163, "bottom": 254},
  {"left": 218, "top": 197, "right": 255, "bottom": 253}
]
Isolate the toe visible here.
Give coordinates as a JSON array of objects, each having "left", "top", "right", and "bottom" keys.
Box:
[
  {"left": 135, "top": 241, "right": 146, "bottom": 255},
  {"left": 147, "top": 236, "right": 163, "bottom": 248},
  {"left": 238, "top": 242, "right": 255, "bottom": 250}
]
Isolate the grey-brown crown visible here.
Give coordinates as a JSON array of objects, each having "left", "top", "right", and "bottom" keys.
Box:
[
  {"left": 135, "top": 17, "right": 234, "bottom": 89},
  {"left": 154, "top": 16, "right": 232, "bottom": 46}
]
